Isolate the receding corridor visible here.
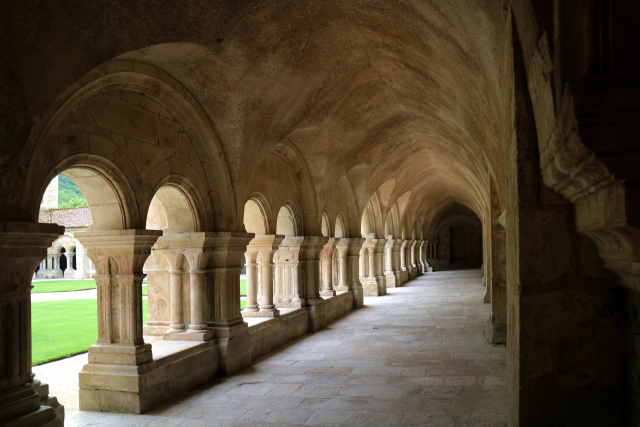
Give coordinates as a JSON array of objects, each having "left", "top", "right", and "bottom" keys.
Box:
[{"left": 65, "top": 269, "right": 506, "bottom": 427}]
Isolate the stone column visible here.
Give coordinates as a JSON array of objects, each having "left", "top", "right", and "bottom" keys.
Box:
[
  {"left": 301, "top": 236, "right": 329, "bottom": 332},
  {"left": 168, "top": 269, "right": 185, "bottom": 332},
  {"left": 359, "top": 247, "right": 367, "bottom": 279},
  {"left": 384, "top": 237, "right": 397, "bottom": 288},
  {"left": 340, "top": 238, "right": 365, "bottom": 309},
  {"left": 319, "top": 238, "right": 338, "bottom": 296},
  {"left": 205, "top": 232, "right": 254, "bottom": 375},
  {"left": 243, "top": 250, "right": 259, "bottom": 313},
  {"left": 410, "top": 241, "right": 418, "bottom": 278},
  {"left": 399, "top": 240, "right": 409, "bottom": 285},
  {"left": 75, "top": 240, "right": 85, "bottom": 279},
  {"left": 244, "top": 235, "right": 283, "bottom": 318},
  {"left": 392, "top": 239, "right": 403, "bottom": 286},
  {"left": 188, "top": 269, "right": 207, "bottom": 332},
  {"left": 368, "top": 247, "right": 376, "bottom": 278},
  {"left": 334, "top": 239, "right": 350, "bottom": 292},
  {"left": 374, "top": 239, "right": 387, "bottom": 295},
  {"left": 63, "top": 251, "right": 75, "bottom": 278},
  {"left": 274, "top": 236, "right": 305, "bottom": 307},
  {"left": 75, "top": 229, "right": 161, "bottom": 412},
  {"left": 0, "top": 221, "right": 64, "bottom": 427}
]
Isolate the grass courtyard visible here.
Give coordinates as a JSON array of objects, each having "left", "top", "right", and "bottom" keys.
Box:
[{"left": 31, "top": 278, "right": 248, "bottom": 365}]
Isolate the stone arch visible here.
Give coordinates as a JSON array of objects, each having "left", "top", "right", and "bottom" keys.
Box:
[
  {"left": 146, "top": 178, "right": 204, "bottom": 233},
  {"left": 321, "top": 210, "right": 332, "bottom": 238},
  {"left": 276, "top": 201, "right": 302, "bottom": 237},
  {"left": 244, "top": 194, "right": 272, "bottom": 236},
  {"left": 271, "top": 141, "right": 318, "bottom": 235},
  {"left": 22, "top": 53, "right": 233, "bottom": 230},
  {"left": 36, "top": 157, "right": 138, "bottom": 230}
]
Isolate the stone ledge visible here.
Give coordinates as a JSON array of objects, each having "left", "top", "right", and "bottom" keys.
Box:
[{"left": 79, "top": 340, "right": 218, "bottom": 414}]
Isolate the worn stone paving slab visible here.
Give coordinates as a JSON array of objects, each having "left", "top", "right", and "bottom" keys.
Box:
[{"left": 62, "top": 268, "right": 506, "bottom": 426}]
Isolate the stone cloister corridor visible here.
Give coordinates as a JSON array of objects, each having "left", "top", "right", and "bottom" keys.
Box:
[
  {"left": 61, "top": 269, "right": 505, "bottom": 427},
  {"left": 2, "top": 1, "right": 639, "bottom": 426}
]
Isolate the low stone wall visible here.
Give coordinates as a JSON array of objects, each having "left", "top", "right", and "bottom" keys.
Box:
[
  {"left": 324, "top": 291, "right": 353, "bottom": 324},
  {"left": 79, "top": 340, "right": 218, "bottom": 414},
  {"left": 248, "top": 309, "right": 309, "bottom": 361}
]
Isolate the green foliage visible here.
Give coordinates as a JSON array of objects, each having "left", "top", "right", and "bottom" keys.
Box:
[{"left": 58, "top": 174, "right": 87, "bottom": 208}]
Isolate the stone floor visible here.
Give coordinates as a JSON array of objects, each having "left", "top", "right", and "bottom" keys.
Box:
[{"left": 54, "top": 268, "right": 506, "bottom": 426}]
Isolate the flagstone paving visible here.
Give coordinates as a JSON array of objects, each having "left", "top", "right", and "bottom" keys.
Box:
[{"left": 63, "top": 268, "right": 506, "bottom": 426}]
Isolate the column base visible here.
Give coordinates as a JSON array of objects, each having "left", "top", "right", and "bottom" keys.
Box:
[
  {"left": 3, "top": 406, "right": 62, "bottom": 427},
  {"left": 351, "top": 287, "right": 364, "bottom": 309},
  {"left": 385, "top": 272, "right": 398, "bottom": 288},
  {"left": 63, "top": 269, "right": 76, "bottom": 279},
  {"left": 305, "top": 298, "right": 327, "bottom": 332},
  {"left": 33, "top": 380, "right": 64, "bottom": 423},
  {"left": 361, "top": 277, "right": 380, "bottom": 296},
  {"left": 486, "top": 315, "right": 507, "bottom": 345},
  {"left": 211, "top": 322, "right": 251, "bottom": 376},
  {"left": 319, "top": 289, "right": 336, "bottom": 297},
  {"left": 165, "top": 330, "right": 214, "bottom": 341},
  {"left": 87, "top": 343, "right": 153, "bottom": 365},
  {"left": 376, "top": 275, "right": 387, "bottom": 295}
]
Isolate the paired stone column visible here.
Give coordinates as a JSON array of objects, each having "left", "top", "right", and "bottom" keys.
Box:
[
  {"left": 384, "top": 237, "right": 397, "bottom": 288},
  {"left": 319, "top": 238, "right": 338, "bottom": 296},
  {"left": 243, "top": 251, "right": 259, "bottom": 313},
  {"left": 301, "top": 236, "right": 329, "bottom": 332},
  {"left": 0, "top": 221, "right": 64, "bottom": 427},
  {"left": 399, "top": 240, "right": 409, "bottom": 284},
  {"left": 392, "top": 239, "right": 403, "bottom": 286},
  {"left": 243, "top": 235, "right": 284, "bottom": 317},
  {"left": 74, "top": 229, "right": 162, "bottom": 412},
  {"left": 206, "top": 232, "right": 254, "bottom": 375},
  {"left": 361, "top": 239, "right": 381, "bottom": 296},
  {"left": 342, "top": 238, "right": 365, "bottom": 309},
  {"left": 335, "top": 240, "right": 349, "bottom": 292},
  {"left": 409, "top": 241, "right": 418, "bottom": 278},
  {"left": 274, "top": 236, "right": 305, "bottom": 307},
  {"left": 63, "top": 251, "right": 75, "bottom": 278}
]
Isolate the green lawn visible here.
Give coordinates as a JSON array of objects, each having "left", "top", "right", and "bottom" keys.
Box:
[
  {"left": 32, "top": 299, "right": 148, "bottom": 366},
  {"left": 33, "top": 278, "right": 243, "bottom": 296},
  {"left": 31, "top": 279, "right": 96, "bottom": 293},
  {"left": 32, "top": 297, "right": 247, "bottom": 366}
]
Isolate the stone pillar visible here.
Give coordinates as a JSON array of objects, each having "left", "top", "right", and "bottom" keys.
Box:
[
  {"left": 206, "top": 232, "right": 254, "bottom": 375},
  {"left": 75, "top": 229, "right": 161, "bottom": 412},
  {"left": 274, "top": 236, "right": 305, "bottom": 308},
  {"left": 360, "top": 240, "right": 380, "bottom": 296},
  {"left": 168, "top": 269, "right": 185, "bottom": 332},
  {"left": 0, "top": 221, "right": 64, "bottom": 427},
  {"left": 335, "top": 241, "right": 349, "bottom": 292},
  {"left": 374, "top": 239, "right": 387, "bottom": 295},
  {"left": 301, "top": 236, "right": 329, "bottom": 332},
  {"left": 359, "top": 247, "right": 367, "bottom": 279},
  {"left": 75, "top": 240, "right": 85, "bottom": 279},
  {"left": 409, "top": 241, "right": 417, "bottom": 278},
  {"left": 63, "top": 251, "right": 75, "bottom": 278},
  {"left": 392, "top": 239, "right": 402, "bottom": 286},
  {"left": 319, "top": 238, "right": 338, "bottom": 296},
  {"left": 485, "top": 178, "right": 507, "bottom": 345},
  {"left": 339, "top": 238, "right": 365, "bottom": 309},
  {"left": 368, "top": 247, "right": 376, "bottom": 278},
  {"left": 243, "top": 251, "right": 259, "bottom": 313},
  {"left": 188, "top": 269, "right": 207, "bottom": 332},
  {"left": 399, "top": 240, "right": 409, "bottom": 284},
  {"left": 244, "top": 235, "right": 283, "bottom": 317},
  {"left": 384, "top": 237, "right": 397, "bottom": 288}
]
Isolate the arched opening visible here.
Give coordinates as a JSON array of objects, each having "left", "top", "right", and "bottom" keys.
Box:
[
  {"left": 335, "top": 215, "right": 345, "bottom": 239},
  {"left": 321, "top": 212, "right": 331, "bottom": 238},
  {"left": 146, "top": 185, "right": 198, "bottom": 233},
  {"left": 244, "top": 198, "right": 269, "bottom": 235},
  {"left": 276, "top": 204, "right": 298, "bottom": 237}
]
